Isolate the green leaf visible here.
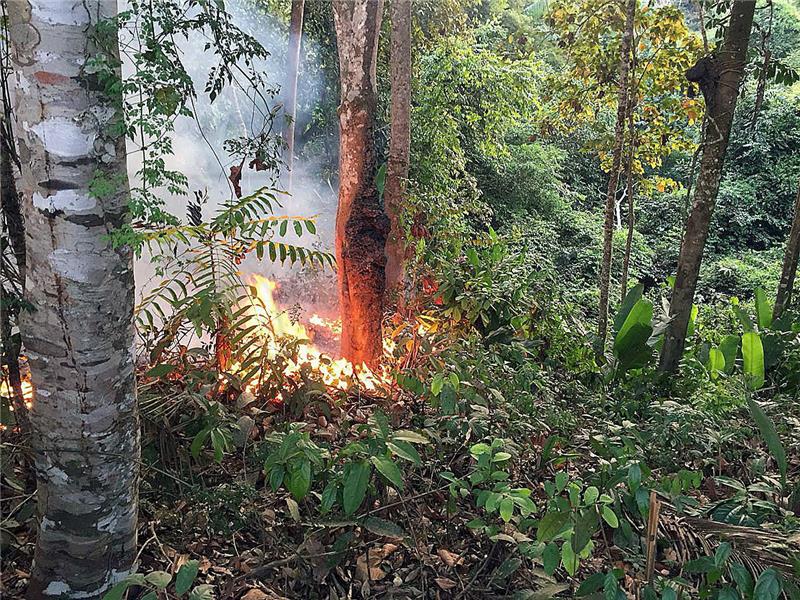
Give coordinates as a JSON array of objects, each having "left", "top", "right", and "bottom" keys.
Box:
[
  {"left": 499, "top": 497, "right": 514, "bottom": 522},
  {"left": 583, "top": 486, "right": 599, "bottom": 505},
  {"left": 102, "top": 581, "right": 133, "bottom": 600},
  {"left": 146, "top": 363, "right": 175, "bottom": 378},
  {"left": 537, "top": 510, "right": 569, "bottom": 542},
  {"left": 542, "top": 542, "right": 560, "bottom": 575},
  {"left": 746, "top": 398, "right": 788, "bottom": 482},
  {"left": 601, "top": 505, "right": 619, "bottom": 528},
  {"left": 175, "top": 560, "right": 200, "bottom": 595},
  {"left": 753, "top": 568, "right": 782, "bottom": 600},
  {"left": 145, "top": 571, "right": 172, "bottom": 589},
  {"left": 717, "top": 587, "right": 737, "bottom": 600},
  {"left": 707, "top": 347, "right": 725, "bottom": 379},
  {"left": 387, "top": 440, "right": 421, "bottom": 465},
  {"left": 375, "top": 163, "right": 387, "bottom": 198},
  {"left": 742, "top": 332, "right": 765, "bottom": 390},
  {"left": 720, "top": 335, "right": 740, "bottom": 374},
  {"left": 391, "top": 430, "right": 429, "bottom": 444},
  {"left": 562, "top": 538, "right": 579, "bottom": 575},
  {"left": 360, "top": 516, "right": 405, "bottom": 538},
  {"left": 755, "top": 287, "right": 773, "bottom": 330},
  {"left": 577, "top": 572, "right": 606, "bottom": 596},
  {"left": 188, "top": 584, "right": 215, "bottom": 600},
  {"left": 286, "top": 459, "right": 312, "bottom": 500},
  {"left": 371, "top": 455, "right": 404, "bottom": 490},
  {"left": 613, "top": 298, "right": 654, "bottom": 370},
  {"left": 190, "top": 428, "right": 210, "bottom": 460},
  {"left": 571, "top": 509, "right": 599, "bottom": 553},
  {"left": 714, "top": 542, "right": 732, "bottom": 567},
  {"left": 614, "top": 284, "right": 644, "bottom": 334},
  {"left": 343, "top": 460, "right": 371, "bottom": 515},
  {"left": 730, "top": 563, "right": 754, "bottom": 597}
]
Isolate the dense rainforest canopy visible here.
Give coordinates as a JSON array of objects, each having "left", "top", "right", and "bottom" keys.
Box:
[{"left": 2, "top": 0, "right": 800, "bottom": 598}]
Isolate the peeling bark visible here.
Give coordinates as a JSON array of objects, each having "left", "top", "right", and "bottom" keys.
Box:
[
  {"left": 596, "top": 0, "right": 635, "bottom": 360},
  {"left": 8, "top": 1, "right": 140, "bottom": 597},
  {"left": 284, "top": 0, "right": 304, "bottom": 190},
  {"left": 774, "top": 180, "right": 800, "bottom": 321},
  {"left": 384, "top": 0, "right": 411, "bottom": 289},
  {"left": 659, "top": 0, "right": 756, "bottom": 373},
  {"left": 333, "top": 0, "right": 388, "bottom": 368}
]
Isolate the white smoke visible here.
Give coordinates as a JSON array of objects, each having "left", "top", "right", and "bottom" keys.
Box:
[{"left": 123, "top": 0, "right": 338, "bottom": 313}]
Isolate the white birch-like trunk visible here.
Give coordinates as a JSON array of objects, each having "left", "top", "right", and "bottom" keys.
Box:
[{"left": 8, "top": 1, "right": 140, "bottom": 597}]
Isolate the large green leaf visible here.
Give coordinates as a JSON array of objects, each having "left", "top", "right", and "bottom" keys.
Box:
[
  {"left": 719, "top": 335, "right": 739, "bottom": 374},
  {"left": 741, "top": 332, "right": 765, "bottom": 390},
  {"left": 286, "top": 459, "right": 312, "bottom": 500},
  {"left": 755, "top": 288, "right": 773, "bottom": 330},
  {"left": 370, "top": 455, "right": 404, "bottom": 490},
  {"left": 613, "top": 298, "right": 654, "bottom": 370},
  {"left": 707, "top": 347, "right": 725, "bottom": 379},
  {"left": 343, "top": 460, "right": 371, "bottom": 515},
  {"left": 746, "top": 398, "right": 788, "bottom": 483},
  {"left": 614, "top": 284, "right": 644, "bottom": 334},
  {"left": 537, "top": 510, "right": 569, "bottom": 542},
  {"left": 175, "top": 560, "right": 200, "bottom": 595}
]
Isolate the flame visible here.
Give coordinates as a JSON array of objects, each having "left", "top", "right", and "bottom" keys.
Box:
[
  {"left": 0, "top": 368, "right": 34, "bottom": 411},
  {"left": 236, "top": 275, "right": 390, "bottom": 396}
]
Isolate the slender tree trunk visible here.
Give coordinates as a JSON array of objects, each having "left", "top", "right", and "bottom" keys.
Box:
[
  {"left": 596, "top": 0, "right": 635, "bottom": 359},
  {"left": 333, "top": 0, "right": 388, "bottom": 368},
  {"left": 384, "top": 0, "right": 411, "bottom": 289},
  {"left": 620, "top": 86, "right": 638, "bottom": 302},
  {"left": 8, "top": 1, "right": 140, "bottom": 597},
  {"left": 659, "top": 0, "right": 756, "bottom": 373},
  {"left": 284, "top": 0, "right": 305, "bottom": 190},
  {"left": 774, "top": 180, "right": 800, "bottom": 321}
]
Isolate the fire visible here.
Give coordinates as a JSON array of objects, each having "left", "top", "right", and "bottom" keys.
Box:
[
  {"left": 237, "top": 275, "right": 390, "bottom": 395},
  {"left": 0, "top": 369, "right": 34, "bottom": 411}
]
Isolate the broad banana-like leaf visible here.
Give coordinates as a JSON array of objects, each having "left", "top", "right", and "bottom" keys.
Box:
[{"left": 741, "top": 332, "right": 765, "bottom": 390}]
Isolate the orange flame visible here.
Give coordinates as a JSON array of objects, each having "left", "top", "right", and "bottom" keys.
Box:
[{"left": 237, "top": 275, "right": 390, "bottom": 395}]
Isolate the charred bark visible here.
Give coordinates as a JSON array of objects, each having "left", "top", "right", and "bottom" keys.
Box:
[
  {"left": 333, "top": 0, "right": 389, "bottom": 367},
  {"left": 8, "top": 0, "right": 140, "bottom": 597},
  {"left": 384, "top": 0, "right": 412, "bottom": 289},
  {"left": 284, "top": 0, "right": 305, "bottom": 190},
  {"left": 659, "top": 0, "right": 756, "bottom": 372},
  {"left": 774, "top": 180, "right": 800, "bottom": 321},
  {"left": 596, "top": 0, "right": 635, "bottom": 359}
]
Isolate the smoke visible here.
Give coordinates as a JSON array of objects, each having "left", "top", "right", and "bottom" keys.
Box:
[{"left": 124, "top": 0, "right": 338, "bottom": 314}]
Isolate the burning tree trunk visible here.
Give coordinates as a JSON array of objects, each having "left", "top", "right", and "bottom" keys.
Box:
[
  {"left": 659, "top": 0, "right": 756, "bottom": 373},
  {"left": 596, "top": 0, "right": 635, "bottom": 360},
  {"left": 8, "top": 1, "right": 140, "bottom": 597},
  {"left": 284, "top": 0, "right": 305, "bottom": 190},
  {"left": 384, "top": 0, "right": 412, "bottom": 289},
  {"left": 332, "top": 0, "right": 389, "bottom": 368},
  {"left": 774, "top": 180, "right": 800, "bottom": 321}
]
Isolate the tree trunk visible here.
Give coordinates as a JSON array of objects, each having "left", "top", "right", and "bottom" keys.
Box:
[
  {"left": 384, "top": 0, "right": 411, "bottom": 289},
  {"left": 774, "top": 180, "right": 800, "bottom": 321},
  {"left": 333, "top": 0, "right": 389, "bottom": 368},
  {"left": 658, "top": 0, "right": 756, "bottom": 373},
  {"left": 284, "top": 0, "right": 305, "bottom": 190},
  {"left": 596, "top": 0, "right": 635, "bottom": 360},
  {"left": 8, "top": 1, "right": 140, "bottom": 597},
  {"left": 619, "top": 87, "right": 638, "bottom": 302}
]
